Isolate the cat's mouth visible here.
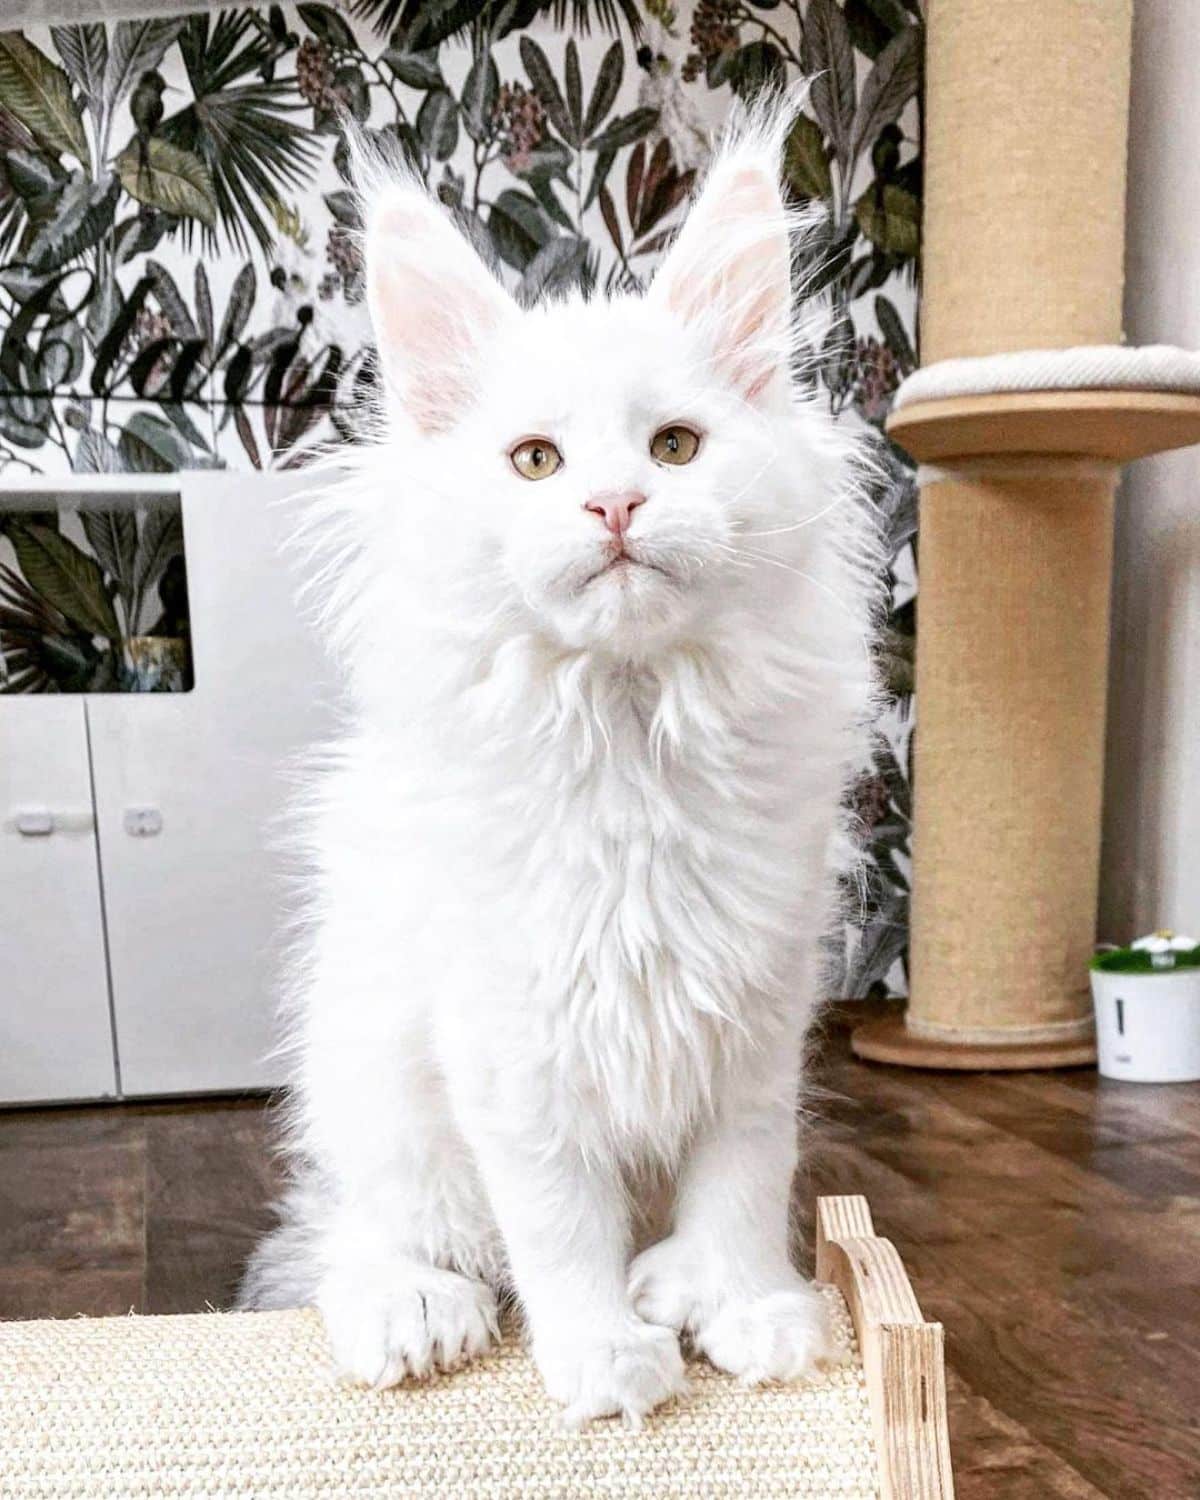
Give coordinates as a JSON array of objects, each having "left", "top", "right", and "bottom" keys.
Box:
[{"left": 582, "top": 546, "right": 673, "bottom": 589}]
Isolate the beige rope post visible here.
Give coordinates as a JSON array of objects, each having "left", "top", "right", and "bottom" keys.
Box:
[{"left": 853, "top": 0, "right": 1200, "bottom": 1069}]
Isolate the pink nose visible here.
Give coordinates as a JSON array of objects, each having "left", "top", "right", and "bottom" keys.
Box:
[{"left": 584, "top": 489, "right": 646, "bottom": 537}]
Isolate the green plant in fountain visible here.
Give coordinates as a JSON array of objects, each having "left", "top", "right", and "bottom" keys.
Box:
[{"left": 1093, "top": 933, "right": 1200, "bottom": 976}]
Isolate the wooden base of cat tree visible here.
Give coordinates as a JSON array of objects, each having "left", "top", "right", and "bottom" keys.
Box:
[
  {"left": 852, "top": 1013, "right": 1097, "bottom": 1071},
  {"left": 0, "top": 1194, "right": 953, "bottom": 1500}
]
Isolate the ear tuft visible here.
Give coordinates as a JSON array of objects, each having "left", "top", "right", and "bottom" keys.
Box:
[
  {"left": 364, "top": 177, "right": 514, "bottom": 433},
  {"left": 649, "top": 132, "right": 795, "bottom": 404}
]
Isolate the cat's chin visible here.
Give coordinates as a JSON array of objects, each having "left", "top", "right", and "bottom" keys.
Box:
[{"left": 539, "top": 555, "right": 691, "bottom": 654}]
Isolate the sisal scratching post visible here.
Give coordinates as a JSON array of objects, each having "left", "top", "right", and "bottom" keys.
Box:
[
  {"left": 854, "top": 0, "right": 1200, "bottom": 1069},
  {"left": 904, "top": 468, "right": 1115, "bottom": 1060}
]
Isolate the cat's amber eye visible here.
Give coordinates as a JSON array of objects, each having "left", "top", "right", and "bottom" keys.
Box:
[
  {"left": 510, "top": 438, "right": 563, "bottom": 481},
  {"left": 650, "top": 424, "right": 701, "bottom": 466}
]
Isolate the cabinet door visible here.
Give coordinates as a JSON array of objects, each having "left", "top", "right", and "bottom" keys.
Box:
[
  {"left": 88, "top": 473, "right": 336, "bottom": 1096},
  {"left": 0, "top": 699, "right": 117, "bottom": 1104}
]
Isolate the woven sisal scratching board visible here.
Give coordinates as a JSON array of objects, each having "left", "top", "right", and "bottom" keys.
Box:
[{"left": 0, "top": 1196, "right": 952, "bottom": 1500}]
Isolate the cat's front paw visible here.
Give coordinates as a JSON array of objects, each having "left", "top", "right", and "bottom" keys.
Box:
[
  {"left": 628, "top": 1235, "right": 707, "bottom": 1331},
  {"left": 534, "top": 1318, "right": 687, "bottom": 1429},
  {"left": 697, "top": 1285, "right": 842, "bottom": 1383},
  {"left": 317, "top": 1262, "right": 499, "bottom": 1389},
  {"left": 630, "top": 1239, "right": 842, "bottom": 1384}
]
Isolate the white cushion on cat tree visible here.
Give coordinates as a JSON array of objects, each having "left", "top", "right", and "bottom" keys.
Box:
[{"left": 893, "top": 344, "right": 1200, "bottom": 408}]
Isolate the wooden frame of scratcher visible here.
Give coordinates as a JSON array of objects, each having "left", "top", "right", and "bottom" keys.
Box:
[{"left": 816, "top": 1194, "right": 955, "bottom": 1500}]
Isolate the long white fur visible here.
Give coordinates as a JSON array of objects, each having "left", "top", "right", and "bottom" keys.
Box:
[{"left": 241, "top": 95, "right": 879, "bottom": 1429}]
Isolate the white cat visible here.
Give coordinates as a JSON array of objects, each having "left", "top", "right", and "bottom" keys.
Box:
[{"left": 241, "top": 102, "right": 878, "bottom": 1430}]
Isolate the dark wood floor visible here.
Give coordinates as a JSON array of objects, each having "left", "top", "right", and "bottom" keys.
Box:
[{"left": 2, "top": 1004, "right": 1198, "bottom": 1499}]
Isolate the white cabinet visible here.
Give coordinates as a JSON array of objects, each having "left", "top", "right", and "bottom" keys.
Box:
[
  {"left": 88, "top": 474, "right": 334, "bottom": 1096},
  {"left": 0, "top": 698, "right": 117, "bottom": 1104},
  {"left": 0, "top": 474, "right": 336, "bottom": 1104}
]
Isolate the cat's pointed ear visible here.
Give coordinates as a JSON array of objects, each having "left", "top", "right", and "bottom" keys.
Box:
[
  {"left": 365, "top": 180, "right": 516, "bottom": 433},
  {"left": 649, "top": 142, "right": 792, "bottom": 404}
]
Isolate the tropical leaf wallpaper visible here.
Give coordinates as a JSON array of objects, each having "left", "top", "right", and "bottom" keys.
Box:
[{"left": 0, "top": 0, "right": 920, "bottom": 992}]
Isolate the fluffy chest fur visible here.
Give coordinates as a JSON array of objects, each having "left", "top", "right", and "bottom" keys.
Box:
[{"left": 393, "top": 635, "right": 845, "bottom": 1163}]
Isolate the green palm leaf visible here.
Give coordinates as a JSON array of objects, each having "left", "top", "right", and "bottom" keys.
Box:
[
  {"left": 544, "top": 0, "right": 641, "bottom": 38},
  {"left": 0, "top": 33, "right": 89, "bottom": 165},
  {"left": 161, "top": 11, "right": 318, "bottom": 258},
  {"left": 349, "top": 0, "right": 639, "bottom": 40},
  {"left": 348, "top": 0, "right": 449, "bottom": 36}
]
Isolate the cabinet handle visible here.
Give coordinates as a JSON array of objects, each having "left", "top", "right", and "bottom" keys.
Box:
[
  {"left": 124, "top": 807, "right": 163, "bottom": 837},
  {"left": 9, "top": 809, "right": 94, "bottom": 836},
  {"left": 13, "top": 809, "right": 52, "bottom": 836}
]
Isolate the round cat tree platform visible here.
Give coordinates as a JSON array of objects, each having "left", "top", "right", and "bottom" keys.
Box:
[
  {"left": 853, "top": 0, "right": 1200, "bottom": 1073},
  {"left": 887, "top": 388, "right": 1200, "bottom": 467},
  {"left": 0, "top": 1195, "right": 954, "bottom": 1500}
]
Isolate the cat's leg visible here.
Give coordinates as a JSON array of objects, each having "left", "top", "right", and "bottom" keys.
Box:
[
  {"left": 628, "top": 1051, "right": 840, "bottom": 1383},
  {"left": 312, "top": 1179, "right": 500, "bottom": 1387},
  {"left": 295, "top": 967, "right": 504, "bottom": 1388},
  {"left": 460, "top": 1109, "right": 687, "bottom": 1428}
]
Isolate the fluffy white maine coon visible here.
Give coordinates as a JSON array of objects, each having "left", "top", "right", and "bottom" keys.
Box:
[{"left": 241, "top": 102, "right": 878, "bottom": 1429}]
